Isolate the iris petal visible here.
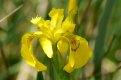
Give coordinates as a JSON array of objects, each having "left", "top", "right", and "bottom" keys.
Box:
[
  {"left": 30, "top": 17, "right": 49, "bottom": 30},
  {"left": 21, "top": 32, "right": 47, "bottom": 71},
  {"left": 62, "top": 17, "right": 75, "bottom": 33},
  {"left": 57, "top": 37, "right": 69, "bottom": 54},
  {"left": 63, "top": 51, "right": 75, "bottom": 73},
  {"left": 63, "top": 63, "right": 74, "bottom": 73},
  {"left": 49, "top": 8, "right": 64, "bottom": 30},
  {"left": 31, "top": 17, "right": 45, "bottom": 28},
  {"left": 39, "top": 37, "right": 53, "bottom": 58},
  {"left": 63, "top": 34, "right": 92, "bottom": 73},
  {"left": 61, "top": 0, "right": 78, "bottom": 33},
  {"left": 31, "top": 17, "right": 42, "bottom": 25},
  {"left": 68, "top": 0, "right": 78, "bottom": 15},
  {"left": 73, "top": 36, "right": 92, "bottom": 69}
]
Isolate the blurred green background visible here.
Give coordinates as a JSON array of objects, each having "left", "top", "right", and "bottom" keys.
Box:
[{"left": 0, "top": 0, "right": 121, "bottom": 80}]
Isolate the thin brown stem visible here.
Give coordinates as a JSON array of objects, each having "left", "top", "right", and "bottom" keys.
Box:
[
  {"left": 0, "top": 4, "right": 23, "bottom": 23},
  {"left": 0, "top": 44, "right": 9, "bottom": 69}
]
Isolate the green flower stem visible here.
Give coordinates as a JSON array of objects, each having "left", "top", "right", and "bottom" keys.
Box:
[
  {"left": 36, "top": 45, "right": 70, "bottom": 80},
  {"left": 49, "top": 59, "right": 55, "bottom": 80},
  {"left": 37, "top": 72, "right": 44, "bottom": 80},
  {"left": 94, "top": 0, "right": 116, "bottom": 80},
  {"left": 50, "top": 44, "right": 70, "bottom": 80}
]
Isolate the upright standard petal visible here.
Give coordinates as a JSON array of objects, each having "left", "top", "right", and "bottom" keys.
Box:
[
  {"left": 62, "top": 17, "right": 75, "bottom": 33},
  {"left": 68, "top": 0, "right": 78, "bottom": 15},
  {"left": 39, "top": 37, "right": 53, "bottom": 58},
  {"left": 62, "top": 0, "right": 78, "bottom": 33},
  {"left": 49, "top": 8, "right": 64, "bottom": 30},
  {"left": 21, "top": 32, "right": 47, "bottom": 71}
]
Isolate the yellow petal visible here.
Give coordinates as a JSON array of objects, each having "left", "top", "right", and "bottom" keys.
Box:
[
  {"left": 62, "top": 17, "right": 75, "bottom": 33},
  {"left": 71, "top": 35, "right": 92, "bottom": 69},
  {"left": 21, "top": 32, "right": 47, "bottom": 71},
  {"left": 62, "top": 0, "right": 78, "bottom": 33},
  {"left": 63, "top": 34, "right": 92, "bottom": 73},
  {"left": 57, "top": 37, "right": 69, "bottom": 54},
  {"left": 31, "top": 17, "right": 52, "bottom": 39},
  {"left": 61, "top": 35, "right": 75, "bottom": 73},
  {"left": 49, "top": 8, "right": 64, "bottom": 30},
  {"left": 68, "top": 0, "right": 78, "bottom": 15},
  {"left": 62, "top": 0, "right": 77, "bottom": 33},
  {"left": 63, "top": 51, "right": 75, "bottom": 73},
  {"left": 30, "top": 17, "right": 50, "bottom": 29},
  {"left": 35, "top": 60, "right": 47, "bottom": 71},
  {"left": 31, "top": 17, "right": 42, "bottom": 25},
  {"left": 44, "top": 20, "right": 51, "bottom": 29},
  {"left": 31, "top": 17, "right": 49, "bottom": 29},
  {"left": 63, "top": 63, "right": 74, "bottom": 73},
  {"left": 54, "top": 28, "right": 65, "bottom": 42},
  {"left": 39, "top": 37, "right": 53, "bottom": 58}
]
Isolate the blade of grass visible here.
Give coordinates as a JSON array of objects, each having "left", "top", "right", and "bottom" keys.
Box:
[
  {"left": 0, "top": 4, "right": 23, "bottom": 23},
  {"left": 94, "top": 0, "right": 116, "bottom": 80}
]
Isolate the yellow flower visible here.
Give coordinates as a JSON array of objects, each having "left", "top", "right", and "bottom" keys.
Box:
[{"left": 21, "top": 0, "right": 92, "bottom": 73}]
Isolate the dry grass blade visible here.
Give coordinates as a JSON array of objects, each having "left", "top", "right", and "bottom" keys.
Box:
[{"left": 0, "top": 4, "right": 23, "bottom": 23}]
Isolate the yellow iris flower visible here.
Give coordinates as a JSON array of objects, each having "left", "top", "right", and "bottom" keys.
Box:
[{"left": 21, "top": 0, "right": 92, "bottom": 73}]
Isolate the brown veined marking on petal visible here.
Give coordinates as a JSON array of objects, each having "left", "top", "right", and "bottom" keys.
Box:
[{"left": 71, "top": 39, "right": 80, "bottom": 51}]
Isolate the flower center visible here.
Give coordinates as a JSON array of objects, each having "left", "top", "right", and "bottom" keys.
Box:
[{"left": 71, "top": 39, "right": 80, "bottom": 51}]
